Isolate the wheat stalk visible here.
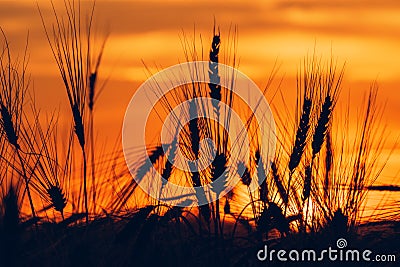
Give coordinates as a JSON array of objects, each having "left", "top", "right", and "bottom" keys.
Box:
[
  {"left": 210, "top": 152, "right": 228, "bottom": 235},
  {"left": 87, "top": 33, "right": 107, "bottom": 213},
  {"left": 18, "top": 107, "right": 73, "bottom": 220},
  {"left": 311, "top": 95, "right": 333, "bottom": 157},
  {"left": 0, "top": 29, "right": 36, "bottom": 220},
  {"left": 160, "top": 137, "right": 178, "bottom": 197},
  {"left": 47, "top": 185, "right": 67, "bottom": 218},
  {"left": 0, "top": 104, "right": 19, "bottom": 149},
  {"left": 324, "top": 130, "right": 333, "bottom": 200},
  {"left": 210, "top": 153, "right": 228, "bottom": 196},
  {"left": 288, "top": 58, "right": 318, "bottom": 172},
  {"left": 312, "top": 62, "right": 343, "bottom": 158},
  {"left": 208, "top": 26, "right": 221, "bottom": 131},
  {"left": 255, "top": 149, "right": 268, "bottom": 204},
  {"left": 302, "top": 164, "right": 312, "bottom": 201},
  {"left": 38, "top": 0, "right": 103, "bottom": 223},
  {"left": 288, "top": 98, "right": 312, "bottom": 172},
  {"left": 187, "top": 98, "right": 211, "bottom": 223},
  {"left": 237, "top": 161, "right": 257, "bottom": 218},
  {"left": 271, "top": 161, "right": 288, "bottom": 204},
  {"left": 207, "top": 26, "right": 226, "bottom": 236},
  {"left": 237, "top": 161, "right": 251, "bottom": 186},
  {"left": 285, "top": 60, "right": 316, "bottom": 214},
  {"left": 304, "top": 61, "right": 343, "bottom": 231}
]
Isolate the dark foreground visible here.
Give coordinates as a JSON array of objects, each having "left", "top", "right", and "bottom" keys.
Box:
[{"left": 1, "top": 212, "right": 399, "bottom": 267}]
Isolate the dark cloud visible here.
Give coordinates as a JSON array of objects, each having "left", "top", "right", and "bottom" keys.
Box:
[
  {"left": 2, "top": 0, "right": 400, "bottom": 44},
  {"left": 92, "top": 1, "right": 261, "bottom": 34},
  {"left": 0, "top": 1, "right": 265, "bottom": 48}
]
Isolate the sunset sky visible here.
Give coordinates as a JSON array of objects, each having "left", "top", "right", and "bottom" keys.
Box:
[{"left": 1, "top": 0, "right": 400, "bottom": 186}]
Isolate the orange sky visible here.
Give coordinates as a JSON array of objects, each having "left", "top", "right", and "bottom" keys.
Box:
[{"left": 1, "top": 0, "right": 400, "bottom": 186}]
